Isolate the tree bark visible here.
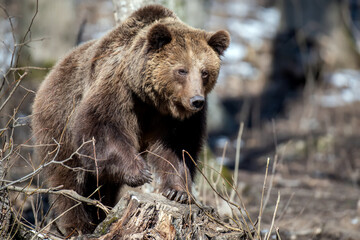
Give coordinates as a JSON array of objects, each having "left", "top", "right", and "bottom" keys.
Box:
[
  {"left": 78, "top": 191, "right": 249, "bottom": 240},
  {"left": 112, "top": 0, "right": 162, "bottom": 24},
  {"left": 0, "top": 186, "right": 12, "bottom": 239}
]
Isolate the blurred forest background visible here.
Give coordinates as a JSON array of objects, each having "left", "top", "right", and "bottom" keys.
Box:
[{"left": 1, "top": 0, "right": 360, "bottom": 239}]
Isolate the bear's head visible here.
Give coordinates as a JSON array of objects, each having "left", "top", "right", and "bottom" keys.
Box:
[{"left": 138, "top": 22, "right": 230, "bottom": 120}]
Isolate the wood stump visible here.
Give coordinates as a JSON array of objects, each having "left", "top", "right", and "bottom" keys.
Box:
[{"left": 80, "top": 191, "right": 249, "bottom": 240}]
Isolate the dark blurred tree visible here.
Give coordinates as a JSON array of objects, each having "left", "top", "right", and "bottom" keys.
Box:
[
  {"left": 258, "top": 0, "right": 360, "bottom": 122},
  {"left": 278, "top": 0, "right": 360, "bottom": 69}
]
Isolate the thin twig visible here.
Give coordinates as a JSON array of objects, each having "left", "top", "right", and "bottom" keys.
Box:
[
  {"left": 258, "top": 157, "right": 270, "bottom": 238},
  {"left": 276, "top": 227, "right": 282, "bottom": 240},
  {"left": 265, "top": 191, "right": 281, "bottom": 240},
  {"left": 0, "top": 4, "right": 17, "bottom": 71},
  {"left": 14, "top": 0, "right": 39, "bottom": 68},
  {"left": 9, "top": 66, "right": 49, "bottom": 71},
  {"left": 0, "top": 72, "right": 27, "bottom": 112},
  {"left": 277, "top": 192, "right": 295, "bottom": 222},
  {"left": 263, "top": 154, "right": 279, "bottom": 211},
  {"left": 230, "top": 122, "right": 244, "bottom": 202},
  {"left": 215, "top": 141, "right": 227, "bottom": 186}
]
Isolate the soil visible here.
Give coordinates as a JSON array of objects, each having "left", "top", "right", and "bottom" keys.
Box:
[{"left": 203, "top": 99, "right": 360, "bottom": 240}]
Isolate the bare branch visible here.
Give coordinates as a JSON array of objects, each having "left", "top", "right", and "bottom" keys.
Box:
[
  {"left": 0, "top": 72, "right": 27, "bottom": 112},
  {"left": 0, "top": 139, "right": 94, "bottom": 191},
  {"left": 6, "top": 185, "right": 110, "bottom": 214},
  {"left": 9, "top": 66, "right": 49, "bottom": 71}
]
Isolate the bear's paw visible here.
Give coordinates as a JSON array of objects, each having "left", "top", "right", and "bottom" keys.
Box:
[{"left": 123, "top": 156, "right": 153, "bottom": 187}]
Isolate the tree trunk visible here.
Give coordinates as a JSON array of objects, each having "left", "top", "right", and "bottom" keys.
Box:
[{"left": 112, "top": 0, "right": 163, "bottom": 24}]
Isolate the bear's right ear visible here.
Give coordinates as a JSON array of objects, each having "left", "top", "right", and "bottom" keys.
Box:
[
  {"left": 147, "top": 24, "right": 172, "bottom": 50},
  {"left": 207, "top": 30, "right": 230, "bottom": 56}
]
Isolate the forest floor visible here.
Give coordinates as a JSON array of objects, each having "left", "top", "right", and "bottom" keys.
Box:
[{"left": 203, "top": 97, "right": 360, "bottom": 240}]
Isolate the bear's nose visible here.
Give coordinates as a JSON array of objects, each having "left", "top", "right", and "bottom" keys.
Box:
[{"left": 190, "top": 96, "right": 205, "bottom": 110}]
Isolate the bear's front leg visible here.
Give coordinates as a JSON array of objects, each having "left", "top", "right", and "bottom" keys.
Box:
[
  {"left": 78, "top": 135, "right": 152, "bottom": 187},
  {"left": 147, "top": 142, "right": 193, "bottom": 204},
  {"left": 72, "top": 108, "right": 152, "bottom": 187},
  {"left": 97, "top": 144, "right": 153, "bottom": 187}
]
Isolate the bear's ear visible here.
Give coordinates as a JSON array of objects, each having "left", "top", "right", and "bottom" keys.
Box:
[
  {"left": 147, "top": 24, "right": 172, "bottom": 50},
  {"left": 207, "top": 30, "right": 230, "bottom": 56}
]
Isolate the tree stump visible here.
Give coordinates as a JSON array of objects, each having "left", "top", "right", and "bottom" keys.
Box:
[{"left": 79, "top": 191, "right": 249, "bottom": 240}]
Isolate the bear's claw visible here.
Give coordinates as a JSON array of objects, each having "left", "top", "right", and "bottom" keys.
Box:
[
  {"left": 162, "top": 188, "right": 191, "bottom": 204},
  {"left": 141, "top": 169, "right": 153, "bottom": 183}
]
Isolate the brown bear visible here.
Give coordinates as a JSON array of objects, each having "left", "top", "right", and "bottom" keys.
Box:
[{"left": 32, "top": 5, "right": 229, "bottom": 235}]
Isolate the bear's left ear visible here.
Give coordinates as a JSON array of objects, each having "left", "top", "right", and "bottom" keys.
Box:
[
  {"left": 207, "top": 30, "right": 230, "bottom": 56},
  {"left": 147, "top": 24, "right": 172, "bottom": 50}
]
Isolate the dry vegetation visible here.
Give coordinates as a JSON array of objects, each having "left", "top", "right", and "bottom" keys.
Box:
[{"left": 1, "top": 0, "right": 360, "bottom": 240}]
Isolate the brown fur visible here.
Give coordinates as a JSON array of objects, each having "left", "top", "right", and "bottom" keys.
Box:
[{"left": 32, "top": 5, "right": 229, "bottom": 235}]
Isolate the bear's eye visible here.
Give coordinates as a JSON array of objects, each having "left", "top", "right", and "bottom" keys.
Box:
[
  {"left": 201, "top": 70, "right": 209, "bottom": 79},
  {"left": 178, "top": 69, "right": 188, "bottom": 76}
]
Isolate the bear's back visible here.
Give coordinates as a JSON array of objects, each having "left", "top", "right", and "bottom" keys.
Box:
[{"left": 32, "top": 40, "right": 96, "bottom": 148}]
